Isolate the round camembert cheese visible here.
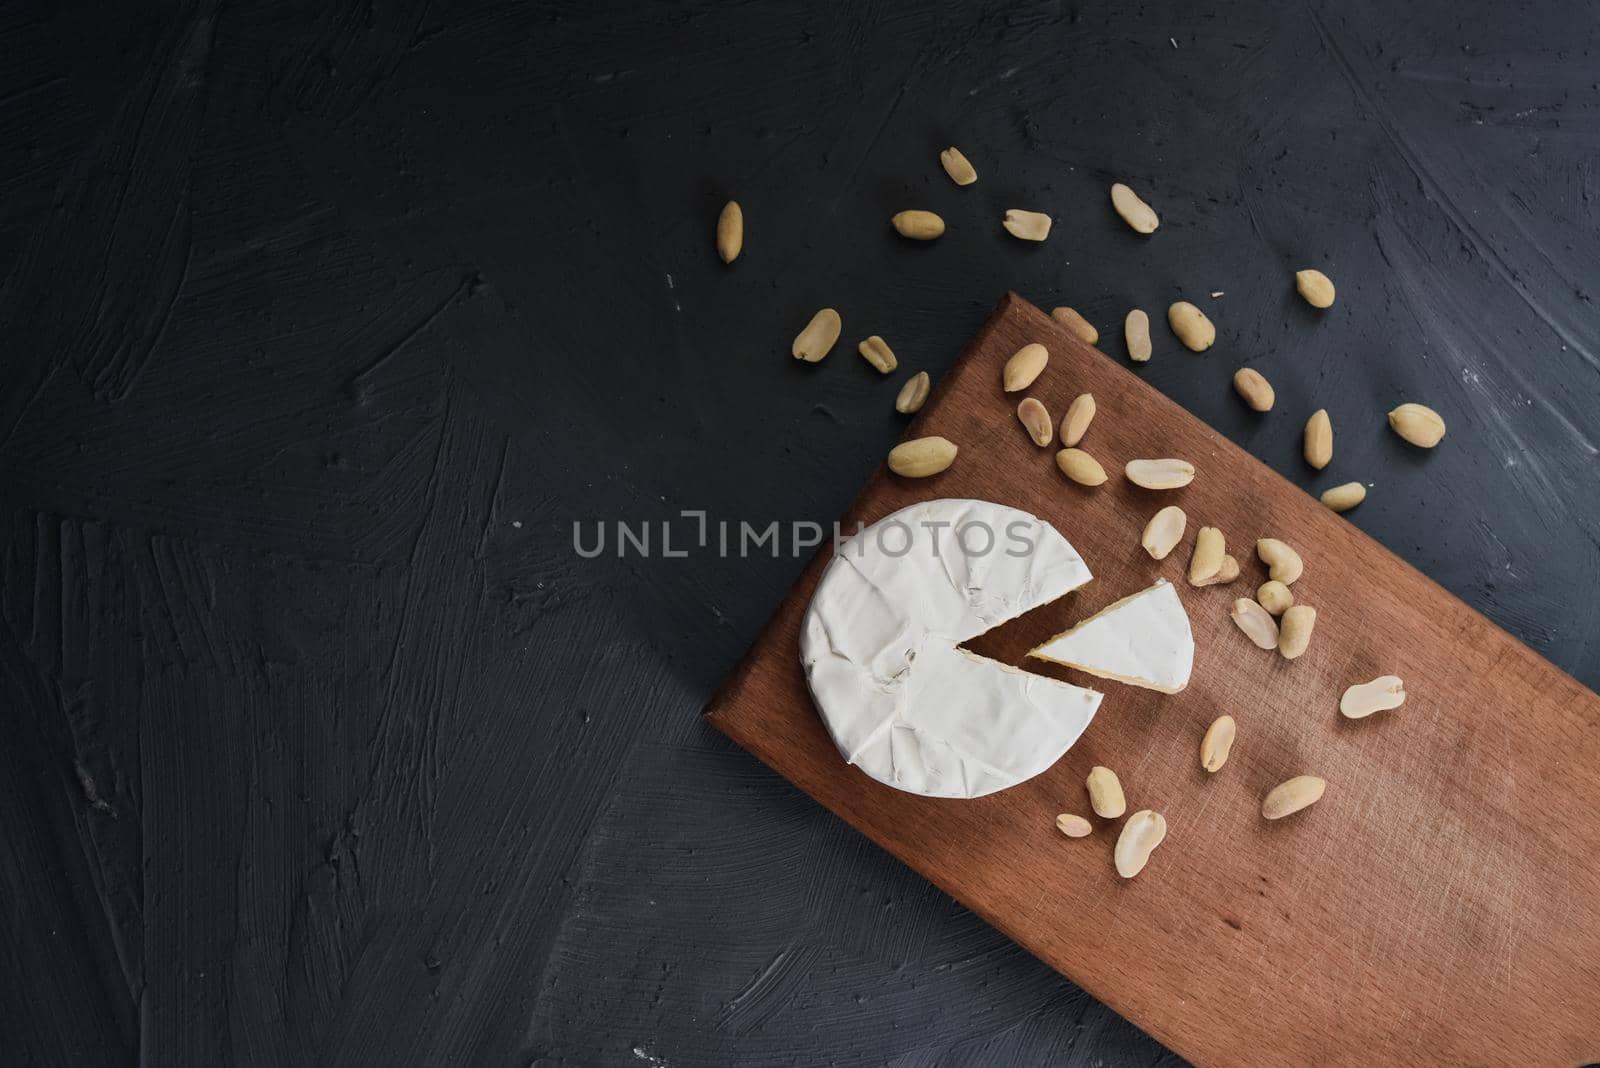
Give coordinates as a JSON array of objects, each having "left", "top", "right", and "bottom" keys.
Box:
[{"left": 799, "top": 499, "right": 1103, "bottom": 799}]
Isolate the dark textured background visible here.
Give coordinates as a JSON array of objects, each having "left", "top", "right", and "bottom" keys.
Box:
[{"left": 3, "top": 0, "right": 1598, "bottom": 1064}]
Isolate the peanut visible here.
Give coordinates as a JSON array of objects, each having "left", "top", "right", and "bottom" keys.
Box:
[
  {"left": 1304, "top": 408, "right": 1332, "bottom": 469},
  {"left": 1056, "top": 448, "right": 1107, "bottom": 487},
  {"left": 887, "top": 436, "right": 958, "bottom": 478},
  {"left": 1003, "top": 343, "right": 1049, "bottom": 391},
  {"left": 1086, "top": 766, "right": 1126, "bottom": 819},
  {"left": 1295, "top": 269, "right": 1336, "bottom": 308},
  {"left": 1002, "top": 209, "right": 1051, "bottom": 241},
  {"left": 1017, "top": 397, "right": 1053, "bottom": 447},
  {"left": 1321, "top": 481, "right": 1366, "bottom": 512},
  {"left": 892, "top": 210, "right": 945, "bottom": 240},
  {"left": 1114, "top": 810, "right": 1167, "bottom": 878},
  {"left": 1188, "top": 526, "right": 1225, "bottom": 585},
  {"left": 1200, "top": 715, "right": 1236, "bottom": 773},
  {"left": 1262, "top": 775, "right": 1326, "bottom": 820},
  {"left": 1060, "top": 393, "right": 1096, "bottom": 446},
  {"left": 1278, "top": 604, "right": 1317, "bottom": 659},
  {"left": 1231, "top": 598, "right": 1279, "bottom": 650},
  {"left": 1110, "top": 182, "right": 1160, "bottom": 234},
  {"left": 858, "top": 335, "right": 897, "bottom": 373},
  {"left": 1050, "top": 306, "right": 1099, "bottom": 344},
  {"left": 1141, "top": 506, "right": 1186, "bottom": 560},
  {"left": 1168, "top": 302, "right": 1215, "bottom": 351},
  {"left": 1256, "top": 539, "right": 1303, "bottom": 585},
  {"left": 1256, "top": 580, "right": 1293, "bottom": 616},
  {"left": 1233, "top": 367, "right": 1275, "bottom": 412},
  {"left": 716, "top": 201, "right": 743, "bottom": 263},
  {"left": 1125, "top": 309, "right": 1153, "bottom": 362},
  {"left": 1340, "top": 676, "right": 1406, "bottom": 719},
  {"left": 895, "top": 371, "right": 930, "bottom": 414},
  {"left": 1056, "top": 812, "right": 1094, "bottom": 837},
  {"left": 939, "top": 146, "right": 977, "bottom": 186},
  {"left": 1388, "top": 403, "right": 1446, "bottom": 448},
  {"left": 793, "top": 308, "right": 841, "bottom": 362},
  {"left": 1197, "top": 553, "right": 1240, "bottom": 586},
  {"left": 1056, "top": 812, "right": 1093, "bottom": 838},
  {"left": 1126, "top": 458, "right": 1195, "bottom": 490}
]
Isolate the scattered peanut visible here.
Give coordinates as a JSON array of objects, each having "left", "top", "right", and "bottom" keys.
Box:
[
  {"left": 1125, "top": 309, "right": 1153, "bottom": 362},
  {"left": 892, "top": 210, "right": 945, "bottom": 240},
  {"left": 1060, "top": 393, "right": 1096, "bottom": 447},
  {"left": 939, "top": 146, "right": 978, "bottom": 186},
  {"left": 1188, "top": 526, "right": 1225, "bottom": 586},
  {"left": 1304, "top": 409, "right": 1333, "bottom": 469},
  {"left": 716, "top": 201, "right": 743, "bottom": 264},
  {"left": 1295, "top": 269, "right": 1336, "bottom": 309},
  {"left": 1231, "top": 598, "right": 1280, "bottom": 650},
  {"left": 887, "top": 436, "right": 958, "bottom": 478},
  {"left": 1141, "top": 506, "right": 1187, "bottom": 560},
  {"left": 1340, "top": 676, "right": 1406, "bottom": 719},
  {"left": 1233, "top": 367, "right": 1275, "bottom": 412},
  {"left": 792, "top": 308, "right": 842, "bottom": 362},
  {"left": 1086, "top": 766, "right": 1126, "bottom": 819},
  {"left": 1056, "top": 448, "right": 1108, "bottom": 487},
  {"left": 1388, "top": 403, "right": 1446, "bottom": 448},
  {"left": 1125, "top": 458, "right": 1196, "bottom": 490},
  {"left": 1017, "top": 397, "right": 1053, "bottom": 447},
  {"left": 1197, "top": 554, "right": 1240, "bottom": 586},
  {"left": 1003, "top": 209, "right": 1052, "bottom": 241},
  {"left": 1262, "top": 775, "right": 1326, "bottom": 820},
  {"left": 1200, "top": 715, "right": 1236, "bottom": 773},
  {"left": 858, "top": 335, "right": 897, "bottom": 374},
  {"left": 1278, "top": 604, "right": 1317, "bottom": 659},
  {"left": 1114, "top": 810, "right": 1167, "bottom": 878},
  {"left": 1056, "top": 812, "right": 1093, "bottom": 838},
  {"left": 1256, "top": 580, "right": 1293, "bottom": 616},
  {"left": 1110, "top": 182, "right": 1160, "bottom": 234},
  {"left": 1321, "top": 482, "right": 1366, "bottom": 512},
  {"left": 1050, "top": 306, "right": 1099, "bottom": 344},
  {"left": 1168, "top": 302, "right": 1216, "bottom": 351},
  {"left": 895, "top": 371, "right": 930, "bottom": 414},
  {"left": 1256, "top": 539, "right": 1303, "bottom": 585},
  {"left": 1003, "top": 343, "right": 1049, "bottom": 391}
]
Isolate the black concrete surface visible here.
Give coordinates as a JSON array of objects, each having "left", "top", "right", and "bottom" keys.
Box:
[{"left": 3, "top": 1, "right": 1598, "bottom": 1064}]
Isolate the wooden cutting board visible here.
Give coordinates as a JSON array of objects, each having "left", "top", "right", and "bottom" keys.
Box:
[{"left": 705, "top": 293, "right": 1600, "bottom": 1067}]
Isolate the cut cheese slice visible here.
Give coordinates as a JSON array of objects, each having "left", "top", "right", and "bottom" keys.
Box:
[
  {"left": 1028, "top": 578, "right": 1193, "bottom": 693},
  {"left": 800, "top": 498, "right": 1102, "bottom": 799}
]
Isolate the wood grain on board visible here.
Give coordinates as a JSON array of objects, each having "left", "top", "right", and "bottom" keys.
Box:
[{"left": 705, "top": 293, "right": 1600, "bottom": 1067}]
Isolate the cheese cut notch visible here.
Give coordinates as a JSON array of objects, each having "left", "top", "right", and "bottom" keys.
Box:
[
  {"left": 800, "top": 499, "right": 1103, "bottom": 799},
  {"left": 1028, "top": 578, "right": 1194, "bottom": 693}
]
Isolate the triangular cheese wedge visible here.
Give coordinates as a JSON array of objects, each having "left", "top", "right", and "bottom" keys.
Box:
[{"left": 1028, "top": 578, "right": 1193, "bottom": 693}]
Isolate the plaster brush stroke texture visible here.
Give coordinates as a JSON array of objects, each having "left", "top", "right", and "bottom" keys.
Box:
[{"left": 0, "top": 0, "right": 1597, "bottom": 1065}]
